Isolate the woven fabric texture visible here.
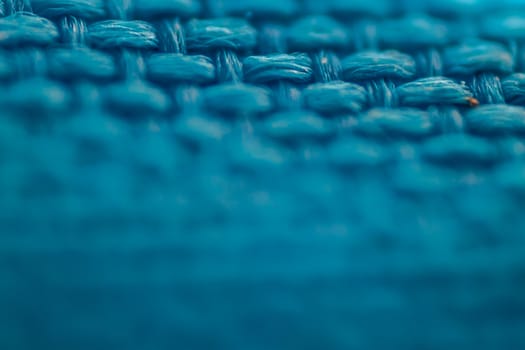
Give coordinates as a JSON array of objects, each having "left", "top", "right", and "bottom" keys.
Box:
[{"left": 1, "top": 0, "right": 525, "bottom": 349}]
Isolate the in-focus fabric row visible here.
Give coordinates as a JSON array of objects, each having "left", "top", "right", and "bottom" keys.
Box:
[{"left": 3, "top": 12, "right": 525, "bottom": 49}]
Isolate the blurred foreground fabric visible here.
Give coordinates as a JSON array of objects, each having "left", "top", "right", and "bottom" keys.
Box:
[{"left": 1, "top": 0, "right": 525, "bottom": 349}]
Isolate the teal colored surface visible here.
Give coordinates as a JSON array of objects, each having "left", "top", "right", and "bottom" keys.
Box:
[{"left": 1, "top": 0, "right": 525, "bottom": 349}]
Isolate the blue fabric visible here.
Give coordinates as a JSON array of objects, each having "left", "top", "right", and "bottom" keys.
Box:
[{"left": 1, "top": 0, "right": 525, "bottom": 349}]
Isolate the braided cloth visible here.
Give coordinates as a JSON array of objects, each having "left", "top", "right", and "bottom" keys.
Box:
[{"left": 2, "top": 0, "right": 525, "bottom": 349}]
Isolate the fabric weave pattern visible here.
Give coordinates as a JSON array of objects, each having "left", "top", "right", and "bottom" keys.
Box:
[{"left": 1, "top": 0, "right": 525, "bottom": 349}]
